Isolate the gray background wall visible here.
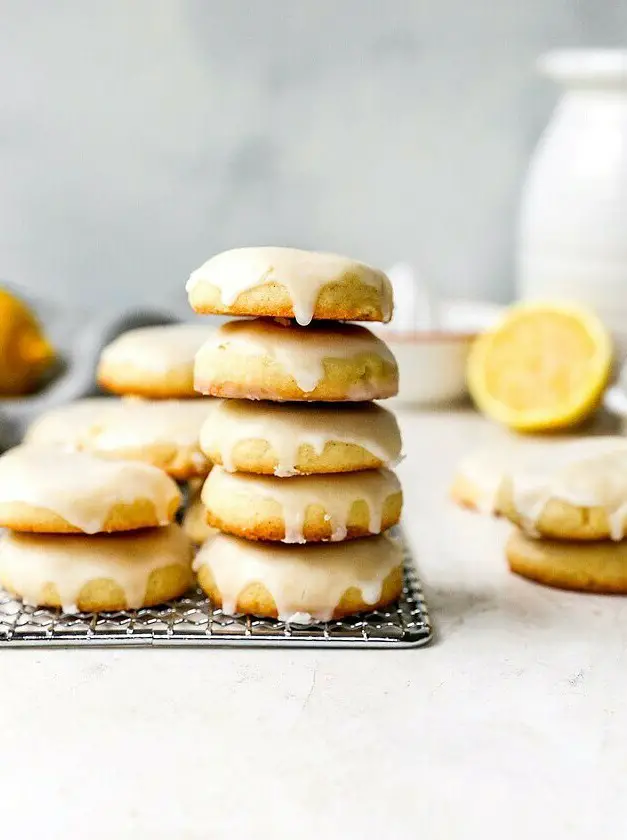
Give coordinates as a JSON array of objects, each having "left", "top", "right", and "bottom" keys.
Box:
[{"left": 0, "top": 0, "right": 625, "bottom": 313}]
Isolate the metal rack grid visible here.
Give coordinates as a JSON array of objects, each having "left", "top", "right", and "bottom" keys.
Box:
[{"left": 0, "top": 536, "right": 432, "bottom": 649}]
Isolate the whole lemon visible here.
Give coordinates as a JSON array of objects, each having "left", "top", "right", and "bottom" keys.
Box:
[{"left": 0, "top": 288, "right": 55, "bottom": 396}]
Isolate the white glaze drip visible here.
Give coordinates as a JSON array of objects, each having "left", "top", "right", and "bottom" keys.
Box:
[
  {"left": 99, "top": 324, "right": 213, "bottom": 375},
  {"left": 508, "top": 437, "right": 627, "bottom": 538},
  {"left": 193, "top": 530, "right": 403, "bottom": 623},
  {"left": 0, "top": 525, "right": 192, "bottom": 612},
  {"left": 201, "top": 466, "right": 401, "bottom": 543},
  {"left": 0, "top": 446, "right": 181, "bottom": 534},
  {"left": 195, "top": 318, "right": 398, "bottom": 396},
  {"left": 200, "top": 399, "right": 402, "bottom": 476},
  {"left": 186, "top": 246, "right": 393, "bottom": 326}
]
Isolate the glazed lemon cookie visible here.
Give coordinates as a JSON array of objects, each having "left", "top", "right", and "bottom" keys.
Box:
[
  {"left": 507, "top": 529, "right": 627, "bottom": 593},
  {"left": 194, "top": 530, "right": 404, "bottom": 622},
  {"left": 200, "top": 399, "right": 402, "bottom": 476},
  {"left": 194, "top": 318, "right": 398, "bottom": 402},
  {"left": 0, "top": 525, "right": 193, "bottom": 612},
  {"left": 0, "top": 447, "right": 181, "bottom": 534},
  {"left": 498, "top": 437, "right": 627, "bottom": 540},
  {"left": 186, "top": 246, "right": 393, "bottom": 326},
  {"left": 201, "top": 465, "right": 402, "bottom": 543},
  {"left": 83, "top": 398, "right": 211, "bottom": 479},
  {"left": 24, "top": 397, "right": 122, "bottom": 449},
  {"left": 97, "top": 324, "right": 212, "bottom": 398}
]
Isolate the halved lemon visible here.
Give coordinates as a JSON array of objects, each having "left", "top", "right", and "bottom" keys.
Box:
[{"left": 467, "top": 302, "right": 612, "bottom": 432}]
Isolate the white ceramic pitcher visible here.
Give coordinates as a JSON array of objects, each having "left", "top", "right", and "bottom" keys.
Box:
[{"left": 518, "top": 50, "right": 627, "bottom": 349}]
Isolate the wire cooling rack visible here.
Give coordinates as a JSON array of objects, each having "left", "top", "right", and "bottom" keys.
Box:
[{"left": 0, "top": 535, "right": 432, "bottom": 649}]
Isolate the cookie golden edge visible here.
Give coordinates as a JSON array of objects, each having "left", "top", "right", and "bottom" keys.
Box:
[
  {"left": 188, "top": 278, "right": 391, "bottom": 323},
  {"left": 196, "top": 563, "right": 404, "bottom": 619},
  {"left": 202, "top": 492, "right": 403, "bottom": 543},
  {"left": 195, "top": 353, "right": 399, "bottom": 402},
  {"left": 499, "top": 478, "right": 622, "bottom": 541},
  {"left": 201, "top": 437, "right": 390, "bottom": 475},
  {"left": 506, "top": 529, "right": 627, "bottom": 593},
  {"left": 0, "top": 497, "right": 181, "bottom": 534}
]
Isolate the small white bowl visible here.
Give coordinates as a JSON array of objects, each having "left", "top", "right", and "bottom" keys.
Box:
[{"left": 382, "top": 331, "right": 475, "bottom": 407}]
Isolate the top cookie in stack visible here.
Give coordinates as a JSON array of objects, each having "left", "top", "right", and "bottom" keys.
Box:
[
  {"left": 187, "top": 246, "right": 393, "bottom": 326},
  {"left": 188, "top": 247, "right": 405, "bottom": 624}
]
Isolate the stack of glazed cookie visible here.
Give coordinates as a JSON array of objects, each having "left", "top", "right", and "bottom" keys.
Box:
[
  {"left": 185, "top": 246, "right": 406, "bottom": 623},
  {"left": 0, "top": 447, "right": 193, "bottom": 612},
  {"left": 497, "top": 437, "right": 627, "bottom": 593}
]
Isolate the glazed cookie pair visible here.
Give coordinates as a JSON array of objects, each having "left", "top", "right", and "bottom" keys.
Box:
[
  {"left": 453, "top": 436, "right": 627, "bottom": 593},
  {"left": 183, "top": 381, "right": 404, "bottom": 545},
  {"left": 0, "top": 447, "right": 193, "bottom": 612},
  {"left": 186, "top": 246, "right": 405, "bottom": 622},
  {"left": 7, "top": 320, "right": 212, "bottom": 610},
  {"left": 502, "top": 439, "right": 627, "bottom": 593},
  {"left": 59, "top": 322, "right": 217, "bottom": 480},
  {"left": 98, "top": 248, "right": 395, "bottom": 402},
  {"left": 185, "top": 405, "right": 403, "bottom": 579},
  {"left": 189, "top": 473, "right": 404, "bottom": 621}
]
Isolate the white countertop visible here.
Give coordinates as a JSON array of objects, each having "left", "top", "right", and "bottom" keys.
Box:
[{"left": 2, "top": 408, "right": 626, "bottom": 839}]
